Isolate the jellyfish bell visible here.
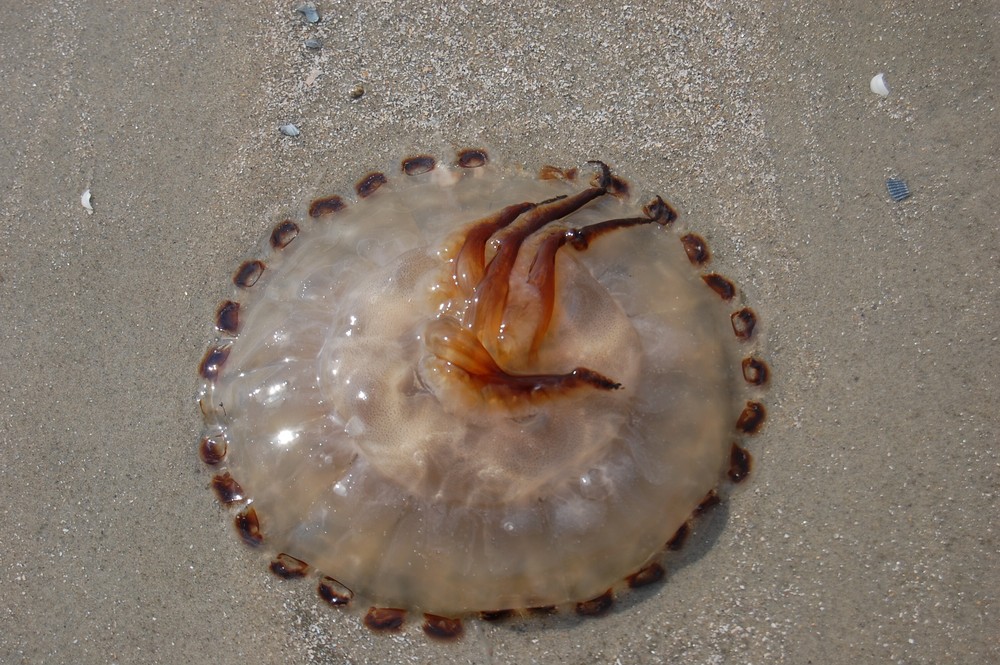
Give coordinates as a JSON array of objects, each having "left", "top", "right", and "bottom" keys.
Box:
[{"left": 197, "top": 150, "right": 767, "bottom": 638}]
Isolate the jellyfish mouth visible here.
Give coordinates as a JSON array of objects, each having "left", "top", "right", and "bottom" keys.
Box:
[{"left": 420, "top": 162, "right": 676, "bottom": 412}]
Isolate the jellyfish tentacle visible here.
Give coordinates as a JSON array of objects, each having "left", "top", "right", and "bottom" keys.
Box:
[
  {"left": 472, "top": 181, "right": 609, "bottom": 344},
  {"left": 454, "top": 202, "right": 535, "bottom": 295},
  {"left": 428, "top": 163, "right": 669, "bottom": 407},
  {"left": 424, "top": 318, "right": 619, "bottom": 406},
  {"left": 526, "top": 198, "right": 675, "bottom": 353}
]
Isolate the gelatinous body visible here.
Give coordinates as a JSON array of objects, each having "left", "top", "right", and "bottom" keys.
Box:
[{"left": 198, "top": 151, "right": 766, "bottom": 627}]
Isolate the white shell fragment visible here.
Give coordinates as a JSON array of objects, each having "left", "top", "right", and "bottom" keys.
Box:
[
  {"left": 279, "top": 123, "right": 301, "bottom": 137},
  {"left": 80, "top": 188, "right": 93, "bottom": 214},
  {"left": 870, "top": 73, "right": 890, "bottom": 97}
]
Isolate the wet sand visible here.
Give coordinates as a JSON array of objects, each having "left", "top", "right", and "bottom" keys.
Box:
[{"left": 1, "top": 2, "right": 996, "bottom": 663}]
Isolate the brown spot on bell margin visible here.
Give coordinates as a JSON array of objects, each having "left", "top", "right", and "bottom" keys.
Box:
[
  {"left": 528, "top": 605, "right": 557, "bottom": 615},
  {"left": 423, "top": 614, "right": 464, "bottom": 640},
  {"left": 457, "top": 148, "right": 488, "bottom": 168},
  {"left": 198, "top": 345, "right": 230, "bottom": 380},
  {"left": 318, "top": 576, "right": 354, "bottom": 606},
  {"left": 644, "top": 195, "right": 677, "bottom": 224},
  {"left": 235, "top": 506, "right": 263, "bottom": 547},
  {"left": 269, "top": 220, "right": 299, "bottom": 249},
  {"left": 742, "top": 356, "right": 769, "bottom": 385},
  {"left": 731, "top": 307, "right": 757, "bottom": 340},
  {"left": 729, "top": 443, "right": 753, "bottom": 483},
  {"left": 626, "top": 562, "right": 665, "bottom": 588},
  {"left": 667, "top": 522, "right": 690, "bottom": 551},
  {"left": 480, "top": 609, "right": 514, "bottom": 621},
  {"left": 355, "top": 172, "right": 388, "bottom": 198},
  {"left": 199, "top": 434, "right": 227, "bottom": 465},
  {"left": 215, "top": 300, "right": 240, "bottom": 335},
  {"left": 402, "top": 154, "right": 436, "bottom": 175},
  {"left": 695, "top": 489, "right": 721, "bottom": 515},
  {"left": 364, "top": 607, "right": 405, "bottom": 632},
  {"left": 233, "top": 260, "right": 265, "bottom": 288},
  {"left": 309, "top": 195, "right": 346, "bottom": 217},
  {"left": 270, "top": 553, "right": 309, "bottom": 579},
  {"left": 736, "top": 400, "right": 767, "bottom": 434},
  {"left": 681, "top": 233, "right": 710, "bottom": 265},
  {"left": 703, "top": 273, "right": 736, "bottom": 300},
  {"left": 211, "top": 472, "right": 245, "bottom": 504},
  {"left": 576, "top": 590, "right": 614, "bottom": 616}
]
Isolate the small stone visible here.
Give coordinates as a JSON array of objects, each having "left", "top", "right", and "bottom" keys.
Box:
[
  {"left": 279, "top": 123, "right": 301, "bottom": 137},
  {"left": 349, "top": 84, "right": 365, "bottom": 100},
  {"left": 295, "top": 4, "right": 320, "bottom": 24}
]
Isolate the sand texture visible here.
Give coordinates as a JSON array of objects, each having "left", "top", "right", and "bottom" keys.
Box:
[{"left": 1, "top": 1, "right": 996, "bottom": 663}]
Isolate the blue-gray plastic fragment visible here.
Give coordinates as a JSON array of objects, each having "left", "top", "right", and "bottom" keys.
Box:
[{"left": 886, "top": 177, "right": 911, "bottom": 202}]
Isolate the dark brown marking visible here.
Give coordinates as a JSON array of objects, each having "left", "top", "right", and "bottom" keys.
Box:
[
  {"left": 585, "top": 160, "right": 613, "bottom": 189},
  {"left": 235, "top": 506, "right": 263, "bottom": 547},
  {"left": 402, "top": 154, "right": 436, "bottom": 175},
  {"left": 736, "top": 400, "right": 767, "bottom": 433},
  {"left": 318, "top": 577, "right": 354, "bottom": 606},
  {"left": 309, "top": 195, "right": 346, "bottom": 217},
  {"left": 576, "top": 590, "right": 614, "bottom": 617},
  {"left": 644, "top": 195, "right": 677, "bottom": 224},
  {"left": 608, "top": 175, "right": 630, "bottom": 198},
  {"left": 457, "top": 148, "right": 488, "bottom": 168},
  {"left": 742, "top": 356, "right": 769, "bottom": 386},
  {"left": 198, "top": 346, "right": 230, "bottom": 380},
  {"left": 211, "top": 472, "right": 245, "bottom": 504},
  {"left": 364, "top": 607, "right": 405, "bottom": 632},
  {"left": 528, "top": 605, "right": 557, "bottom": 615},
  {"left": 355, "top": 172, "right": 388, "bottom": 198},
  {"left": 626, "top": 562, "right": 665, "bottom": 588},
  {"left": 667, "top": 522, "right": 690, "bottom": 551},
  {"left": 270, "top": 553, "right": 309, "bottom": 579},
  {"left": 422, "top": 614, "right": 464, "bottom": 640},
  {"left": 480, "top": 609, "right": 514, "bottom": 621},
  {"left": 703, "top": 273, "right": 736, "bottom": 300},
  {"left": 681, "top": 233, "right": 710, "bottom": 264},
  {"left": 539, "top": 165, "right": 578, "bottom": 181},
  {"left": 731, "top": 307, "right": 757, "bottom": 340},
  {"left": 269, "top": 220, "right": 299, "bottom": 249},
  {"left": 199, "top": 434, "right": 227, "bottom": 465},
  {"left": 215, "top": 300, "right": 240, "bottom": 335},
  {"left": 233, "top": 260, "right": 265, "bottom": 288},
  {"left": 695, "top": 489, "right": 721, "bottom": 515},
  {"left": 729, "top": 443, "right": 752, "bottom": 483}
]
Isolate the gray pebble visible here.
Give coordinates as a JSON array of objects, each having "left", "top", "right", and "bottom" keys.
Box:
[{"left": 295, "top": 4, "right": 320, "bottom": 24}]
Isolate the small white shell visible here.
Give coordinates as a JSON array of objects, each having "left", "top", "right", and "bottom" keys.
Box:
[
  {"left": 279, "top": 123, "right": 301, "bottom": 137},
  {"left": 870, "top": 73, "right": 890, "bottom": 97},
  {"left": 80, "top": 188, "right": 94, "bottom": 214}
]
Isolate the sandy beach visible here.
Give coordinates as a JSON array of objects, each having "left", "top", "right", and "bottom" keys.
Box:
[{"left": 1, "top": 1, "right": 996, "bottom": 663}]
